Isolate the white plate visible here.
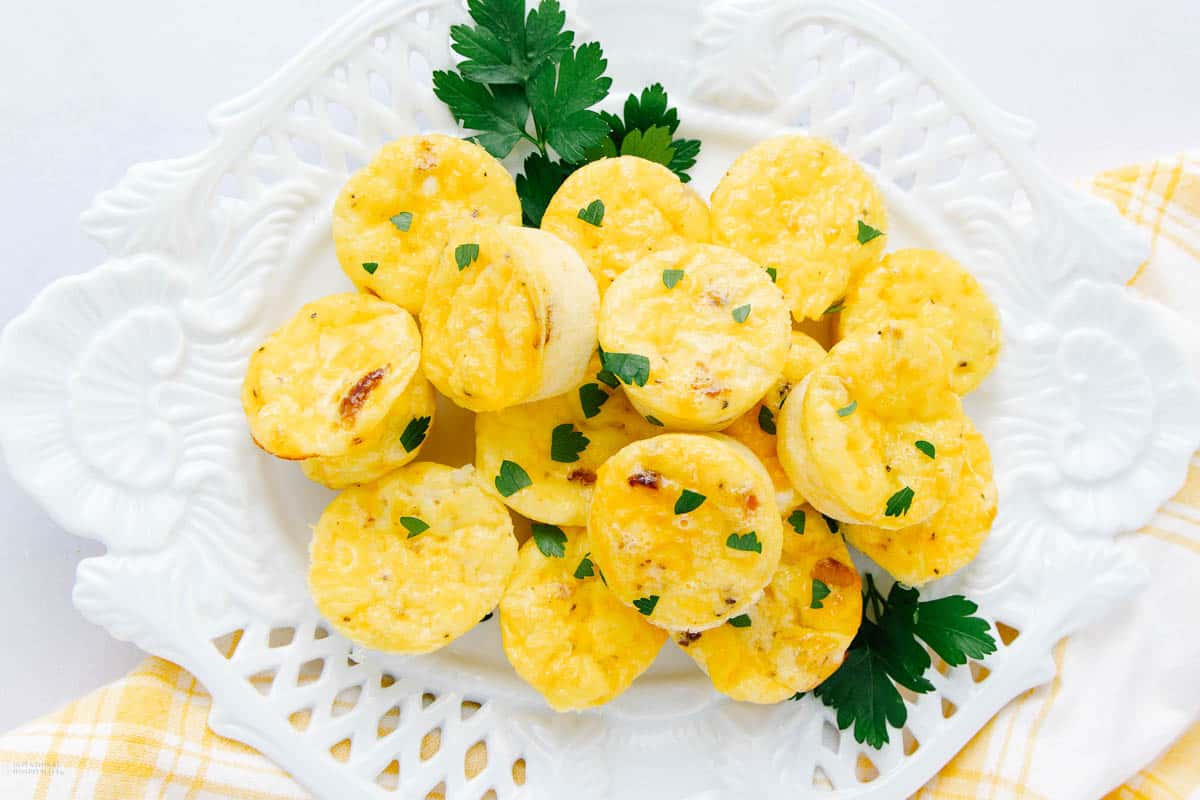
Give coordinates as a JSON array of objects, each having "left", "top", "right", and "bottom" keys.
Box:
[{"left": 3, "top": 0, "right": 1199, "bottom": 797}]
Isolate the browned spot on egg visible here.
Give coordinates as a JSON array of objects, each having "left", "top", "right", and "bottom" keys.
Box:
[
  {"left": 628, "top": 470, "right": 661, "bottom": 489},
  {"left": 339, "top": 366, "right": 389, "bottom": 422},
  {"left": 677, "top": 631, "right": 702, "bottom": 647},
  {"left": 813, "top": 558, "right": 856, "bottom": 588},
  {"left": 567, "top": 469, "right": 596, "bottom": 485}
]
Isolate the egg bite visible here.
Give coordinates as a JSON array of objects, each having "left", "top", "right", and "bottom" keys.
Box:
[
  {"left": 333, "top": 135, "right": 521, "bottom": 313},
  {"left": 308, "top": 463, "right": 517, "bottom": 654},
  {"left": 777, "top": 321, "right": 966, "bottom": 529},
  {"left": 678, "top": 505, "right": 862, "bottom": 702},
  {"left": 587, "top": 433, "right": 783, "bottom": 631},
  {"left": 500, "top": 527, "right": 667, "bottom": 711},
  {"left": 843, "top": 419, "right": 997, "bottom": 585},
  {"left": 598, "top": 243, "right": 790, "bottom": 430},
  {"left": 540, "top": 156, "right": 712, "bottom": 296},
  {"left": 242, "top": 293, "right": 422, "bottom": 460},
  {"left": 421, "top": 222, "right": 600, "bottom": 412},
  {"left": 722, "top": 331, "right": 827, "bottom": 506},
  {"left": 839, "top": 248, "right": 1001, "bottom": 395},
  {"left": 475, "top": 356, "right": 661, "bottom": 526},
  {"left": 710, "top": 135, "right": 887, "bottom": 321}
]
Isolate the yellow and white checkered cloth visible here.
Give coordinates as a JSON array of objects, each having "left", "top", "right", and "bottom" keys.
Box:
[{"left": 1, "top": 156, "right": 1198, "bottom": 799}]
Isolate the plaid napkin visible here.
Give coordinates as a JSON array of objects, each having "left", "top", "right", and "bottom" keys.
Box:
[{"left": 2, "top": 155, "right": 1198, "bottom": 799}]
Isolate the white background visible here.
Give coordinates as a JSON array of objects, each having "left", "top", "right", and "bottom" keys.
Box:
[{"left": 1, "top": 0, "right": 1197, "bottom": 734}]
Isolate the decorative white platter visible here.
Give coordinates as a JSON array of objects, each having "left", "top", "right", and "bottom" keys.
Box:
[{"left": 3, "top": 0, "right": 1199, "bottom": 797}]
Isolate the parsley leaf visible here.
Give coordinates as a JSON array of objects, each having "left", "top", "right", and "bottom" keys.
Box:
[
  {"left": 526, "top": 42, "right": 612, "bottom": 161},
  {"left": 516, "top": 151, "right": 573, "bottom": 226},
  {"left": 577, "top": 198, "right": 605, "bottom": 226},
  {"left": 645, "top": 415, "right": 664, "bottom": 427},
  {"left": 593, "top": 83, "right": 700, "bottom": 181},
  {"left": 837, "top": 400, "right": 857, "bottom": 417},
  {"left": 821, "top": 514, "right": 841, "bottom": 534},
  {"left": 813, "top": 639, "right": 907, "bottom": 749},
  {"left": 662, "top": 268, "right": 684, "bottom": 289},
  {"left": 618, "top": 125, "right": 676, "bottom": 165},
  {"left": 810, "top": 578, "right": 831, "bottom": 608},
  {"left": 885, "top": 486, "right": 915, "bottom": 518},
  {"left": 531, "top": 522, "right": 567, "bottom": 557},
  {"left": 578, "top": 382, "right": 609, "bottom": 419},
  {"left": 912, "top": 595, "right": 998, "bottom": 666},
  {"left": 765, "top": 267, "right": 777, "bottom": 283},
  {"left": 633, "top": 595, "right": 659, "bottom": 616},
  {"left": 728, "top": 614, "right": 752, "bottom": 628},
  {"left": 674, "top": 489, "right": 706, "bottom": 514},
  {"left": 726, "top": 531, "right": 762, "bottom": 553},
  {"left": 431, "top": 72, "right": 530, "bottom": 158},
  {"left": 550, "top": 422, "right": 589, "bottom": 462},
  {"left": 362, "top": 262, "right": 379, "bottom": 275},
  {"left": 915, "top": 440, "right": 936, "bottom": 459},
  {"left": 495, "top": 460, "right": 532, "bottom": 497},
  {"left": 732, "top": 304, "right": 752, "bottom": 323},
  {"left": 573, "top": 553, "right": 595, "bottom": 579},
  {"left": 399, "top": 416, "right": 432, "bottom": 452},
  {"left": 390, "top": 212, "right": 413, "bottom": 231},
  {"left": 857, "top": 220, "right": 885, "bottom": 244},
  {"left": 757, "top": 405, "right": 776, "bottom": 435},
  {"left": 455, "top": 243, "right": 480, "bottom": 270},
  {"left": 450, "top": 0, "right": 573, "bottom": 84},
  {"left": 787, "top": 508, "right": 806, "bottom": 534},
  {"left": 599, "top": 350, "right": 650, "bottom": 386},
  {"left": 400, "top": 516, "right": 430, "bottom": 537}
]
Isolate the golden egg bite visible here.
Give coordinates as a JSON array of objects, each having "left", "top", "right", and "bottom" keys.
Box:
[
  {"left": 242, "top": 293, "right": 422, "bottom": 460},
  {"left": 678, "top": 505, "right": 862, "bottom": 702},
  {"left": 710, "top": 135, "right": 887, "bottom": 321},
  {"left": 540, "top": 156, "right": 711, "bottom": 296},
  {"left": 598, "top": 244, "right": 790, "bottom": 430},
  {"left": 839, "top": 249, "right": 1001, "bottom": 395},
  {"left": 333, "top": 135, "right": 521, "bottom": 313},
  {"left": 777, "top": 322, "right": 966, "bottom": 529},
  {"left": 722, "top": 331, "right": 827, "bottom": 505},
  {"left": 421, "top": 222, "right": 600, "bottom": 412},
  {"left": 475, "top": 356, "right": 660, "bottom": 526},
  {"left": 301, "top": 369, "right": 437, "bottom": 489},
  {"left": 843, "top": 419, "right": 997, "bottom": 585},
  {"left": 500, "top": 527, "right": 667, "bottom": 711},
  {"left": 587, "top": 433, "right": 783, "bottom": 631},
  {"left": 308, "top": 463, "right": 517, "bottom": 654}
]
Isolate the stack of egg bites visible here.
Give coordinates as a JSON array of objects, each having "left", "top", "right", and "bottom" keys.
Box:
[{"left": 242, "top": 133, "right": 1001, "bottom": 711}]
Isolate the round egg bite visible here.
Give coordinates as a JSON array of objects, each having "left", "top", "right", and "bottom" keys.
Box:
[
  {"left": 421, "top": 222, "right": 599, "bottom": 412},
  {"left": 839, "top": 248, "right": 1002, "bottom": 395},
  {"left": 722, "top": 331, "right": 827, "bottom": 506},
  {"left": 678, "top": 505, "right": 862, "bottom": 702},
  {"left": 475, "top": 356, "right": 661, "bottom": 526},
  {"left": 333, "top": 135, "right": 521, "bottom": 313},
  {"left": 242, "top": 293, "right": 421, "bottom": 460},
  {"left": 710, "top": 135, "right": 887, "bottom": 321},
  {"left": 540, "top": 156, "right": 712, "bottom": 296},
  {"left": 598, "top": 243, "right": 790, "bottom": 430},
  {"left": 309, "top": 463, "right": 517, "bottom": 654},
  {"left": 587, "top": 433, "right": 783, "bottom": 631},
  {"left": 843, "top": 419, "right": 997, "bottom": 585},
  {"left": 777, "top": 321, "right": 966, "bottom": 529},
  {"left": 500, "top": 527, "right": 667, "bottom": 711},
  {"left": 301, "top": 369, "right": 437, "bottom": 489}
]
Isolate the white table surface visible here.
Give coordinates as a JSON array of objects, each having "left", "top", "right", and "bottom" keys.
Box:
[{"left": 1, "top": 0, "right": 1197, "bottom": 735}]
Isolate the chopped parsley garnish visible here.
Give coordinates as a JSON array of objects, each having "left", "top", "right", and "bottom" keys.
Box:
[
  {"left": 495, "top": 459, "right": 532, "bottom": 497},
  {"left": 731, "top": 304, "right": 751, "bottom": 323},
  {"left": 674, "top": 489, "right": 706, "bottom": 514},
  {"left": 599, "top": 349, "right": 650, "bottom": 386},
  {"left": 823, "top": 300, "right": 845, "bottom": 315},
  {"left": 727, "top": 614, "right": 752, "bottom": 628},
  {"left": 578, "top": 382, "right": 609, "bottom": 418},
  {"left": 550, "top": 423, "right": 589, "bottom": 462},
  {"left": 455, "top": 242, "right": 480, "bottom": 270},
  {"left": 726, "top": 531, "right": 762, "bottom": 553},
  {"left": 633, "top": 595, "right": 659, "bottom": 616},
  {"left": 885, "top": 486, "right": 915, "bottom": 518},
  {"left": 837, "top": 400, "right": 857, "bottom": 417},
  {"left": 595, "top": 361, "right": 620, "bottom": 388},
  {"left": 787, "top": 509, "right": 806, "bottom": 534},
  {"left": 765, "top": 267, "right": 777, "bottom": 283},
  {"left": 390, "top": 212, "right": 413, "bottom": 232},
  {"left": 915, "top": 440, "right": 936, "bottom": 459},
  {"left": 573, "top": 553, "right": 595, "bottom": 579},
  {"left": 757, "top": 405, "right": 776, "bottom": 435},
  {"left": 645, "top": 415, "right": 664, "bottom": 427},
  {"left": 821, "top": 514, "right": 840, "bottom": 533},
  {"left": 662, "top": 268, "right": 684, "bottom": 289},
  {"left": 361, "top": 262, "right": 379, "bottom": 275},
  {"left": 810, "top": 579, "right": 831, "bottom": 609},
  {"left": 857, "top": 220, "right": 884, "bottom": 244},
  {"left": 531, "top": 523, "right": 567, "bottom": 558},
  {"left": 399, "top": 416, "right": 432, "bottom": 452},
  {"left": 812, "top": 575, "right": 997, "bottom": 748},
  {"left": 577, "top": 199, "right": 605, "bottom": 226},
  {"left": 400, "top": 516, "right": 430, "bottom": 537}
]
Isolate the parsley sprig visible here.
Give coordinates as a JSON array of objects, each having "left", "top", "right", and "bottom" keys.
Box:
[
  {"left": 432, "top": 0, "right": 701, "bottom": 225},
  {"left": 812, "top": 575, "right": 997, "bottom": 748}
]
